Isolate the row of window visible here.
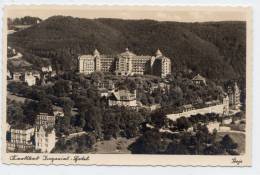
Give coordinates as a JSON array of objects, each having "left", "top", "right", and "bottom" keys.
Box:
[
  {"left": 8, "top": 143, "right": 34, "bottom": 149},
  {"left": 10, "top": 139, "right": 32, "bottom": 144}
]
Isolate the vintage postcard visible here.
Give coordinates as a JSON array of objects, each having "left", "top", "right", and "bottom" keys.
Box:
[{"left": 2, "top": 5, "right": 252, "bottom": 166}]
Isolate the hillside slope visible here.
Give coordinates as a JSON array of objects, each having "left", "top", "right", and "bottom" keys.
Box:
[{"left": 8, "top": 16, "right": 246, "bottom": 80}]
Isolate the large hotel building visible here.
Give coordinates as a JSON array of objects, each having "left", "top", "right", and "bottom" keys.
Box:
[{"left": 78, "top": 48, "right": 171, "bottom": 78}]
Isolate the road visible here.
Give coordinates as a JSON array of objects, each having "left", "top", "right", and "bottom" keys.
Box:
[
  {"left": 8, "top": 52, "right": 23, "bottom": 60},
  {"left": 218, "top": 130, "right": 245, "bottom": 134},
  {"left": 7, "top": 91, "right": 30, "bottom": 103}
]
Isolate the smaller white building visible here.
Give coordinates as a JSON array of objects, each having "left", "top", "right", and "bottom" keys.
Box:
[
  {"left": 41, "top": 65, "right": 52, "bottom": 73},
  {"left": 7, "top": 126, "right": 35, "bottom": 151},
  {"left": 12, "top": 72, "right": 22, "bottom": 81},
  {"left": 192, "top": 74, "right": 206, "bottom": 85},
  {"left": 53, "top": 110, "right": 64, "bottom": 118},
  {"left": 35, "top": 126, "right": 56, "bottom": 153},
  {"left": 100, "top": 89, "right": 109, "bottom": 97},
  {"left": 6, "top": 123, "right": 11, "bottom": 131},
  {"left": 7, "top": 70, "right": 12, "bottom": 79},
  {"left": 12, "top": 48, "right": 16, "bottom": 54},
  {"left": 51, "top": 71, "right": 56, "bottom": 77},
  {"left": 24, "top": 72, "right": 36, "bottom": 86}
]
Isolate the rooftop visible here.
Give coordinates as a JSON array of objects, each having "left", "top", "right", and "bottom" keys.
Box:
[
  {"left": 93, "top": 48, "right": 100, "bottom": 56},
  {"left": 11, "top": 123, "right": 34, "bottom": 130},
  {"left": 110, "top": 90, "right": 136, "bottom": 101},
  {"left": 155, "top": 49, "right": 163, "bottom": 57},
  {"left": 183, "top": 104, "right": 193, "bottom": 109},
  {"left": 192, "top": 74, "right": 206, "bottom": 81},
  {"left": 119, "top": 48, "right": 136, "bottom": 57},
  {"left": 37, "top": 126, "right": 55, "bottom": 136}
]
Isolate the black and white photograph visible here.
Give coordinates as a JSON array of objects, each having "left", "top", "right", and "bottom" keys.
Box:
[{"left": 2, "top": 5, "right": 252, "bottom": 166}]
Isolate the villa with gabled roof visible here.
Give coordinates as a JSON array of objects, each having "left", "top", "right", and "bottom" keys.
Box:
[
  {"left": 108, "top": 89, "right": 137, "bottom": 107},
  {"left": 35, "top": 126, "right": 56, "bottom": 153},
  {"left": 192, "top": 74, "right": 206, "bottom": 85}
]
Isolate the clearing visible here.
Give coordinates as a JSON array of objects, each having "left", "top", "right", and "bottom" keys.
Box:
[
  {"left": 91, "top": 137, "right": 138, "bottom": 154},
  {"left": 217, "top": 132, "right": 245, "bottom": 154}
]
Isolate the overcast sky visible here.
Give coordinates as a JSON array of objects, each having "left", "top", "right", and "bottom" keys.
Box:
[{"left": 5, "top": 6, "right": 250, "bottom": 22}]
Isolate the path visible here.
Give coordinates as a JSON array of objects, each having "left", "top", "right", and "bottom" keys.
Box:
[
  {"left": 7, "top": 91, "right": 78, "bottom": 116},
  {"left": 8, "top": 52, "right": 23, "bottom": 60},
  {"left": 218, "top": 130, "right": 245, "bottom": 134}
]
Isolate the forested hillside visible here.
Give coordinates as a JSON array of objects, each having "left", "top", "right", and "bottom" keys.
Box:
[
  {"left": 8, "top": 16, "right": 42, "bottom": 26},
  {"left": 8, "top": 16, "right": 246, "bottom": 80}
]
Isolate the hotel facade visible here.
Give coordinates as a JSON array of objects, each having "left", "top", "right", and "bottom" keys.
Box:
[
  {"left": 35, "top": 126, "right": 56, "bottom": 153},
  {"left": 78, "top": 48, "right": 171, "bottom": 78},
  {"left": 35, "top": 113, "right": 55, "bottom": 129},
  {"left": 7, "top": 126, "right": 35, "bottom": 152},
  {"left": 7, "top": 112, "right": 57, "bottom": 153}
]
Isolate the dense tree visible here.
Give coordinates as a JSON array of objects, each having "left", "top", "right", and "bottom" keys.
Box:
[
  {"left": 168, "top": 85, "right": 184, "bottom": 105},
  {"left": 22, "top": 100, "right": 38, "bottom": 125},
  {"left": 9, "top": 16, "right": 245, "bottom": 81},
  {"left": 150, "top": 109, "right": 167, "bottom": 128},
  {"left": 80, "top": 106, "right": 103, "bottom": 137},
  {"left": 102, "top": 112, "right": 120, "bottom": 140},
  {"left": 8, "top": 16, "right": 42, "bottom": 27},
  {"left": 53, "top": 79, "right": 71, "bottom": 97},
  {"left": 176, "top": 117, "right": 192, "bottom": 131},
  {"left": 119, "top": 109, "right": 144, "bottom": 138},
  {"left": 7, "top": 81, "right": 26, "bottom": 94},
  {"left": 52, "top": 134, "right": 96, "bottom": 153},
  {"left": 58, "top": 97, "right": 74, "bottom": 117},
  {"left": 90, "top": 71, "right": 104, "bottom": 83},
  {"left": 37, "top": 98, "right": 53, "bottom": 114},
  {"left": 7, "top": 101, "right": 24, "bottom": 125},
  {"left": 203, "top": 143, "right": 225, "bottom": 155},
  {"left": 55, "top": 117, "right": 70, "bottom": 136},
  {"left": 129, "top": 129, "right": 161, "bottom": 154},
  {"left": 220, "top": 134, "right": 238, "bottom": 150},
  {"left": 166, "top": 141, "right": 189, "bottom": 154}
]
